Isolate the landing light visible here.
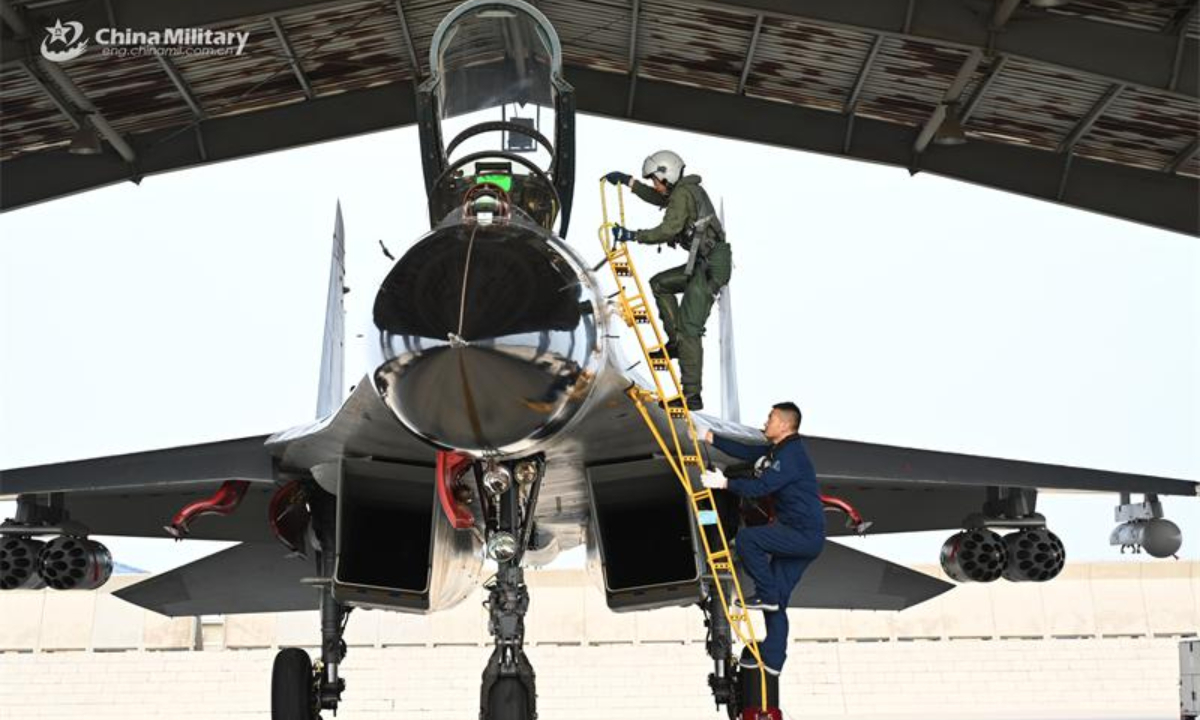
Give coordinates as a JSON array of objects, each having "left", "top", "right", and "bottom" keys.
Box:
[
  {"left": 487, "top": 531, "right": 518, "bottom": 561},
  {"left": 483, "top": 466, "right": 512, "bottom": 496},
  {"left": 515, "top": 460, "right": 539, "bottom": 486}
]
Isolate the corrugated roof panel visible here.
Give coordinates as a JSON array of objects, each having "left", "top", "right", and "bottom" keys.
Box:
[
  {"left": 1074, "top": 87, "right": 1199, "bottom": 171},
  {"left": 541, "top": 0, "right": 631, "bottom": 75},
  {"left": 634, "top": 0, "right": 756, "bottom": 95},
  {"left": 744, "top": 16, "right": 876, "bottom": 114},
  {"left": 0, "top": 68, "right": 75, "bottom": 159},
  {"left": 1180, "top": 152, "right": 1200, "bottom": 178},
  {"left": 171, "top": 18, "right": 309, "bottom": 120},
  {"left": 1046, "top": 0, "right": 1186, "bottom": 31},
  {"left": 279, "top": 0, "right": 413, "bottom": 96},
  {"left": 966, "top": 57, "right": 1113, "bottom": 151},
  {"left": 54, "top": 53, "right": 193, "bottom": 138},
  {"left": 404, "top": 0, "right": 475, "bottom": 75},
  {"left": 856, "top": 38, "right": 974, "bottom": 127}
]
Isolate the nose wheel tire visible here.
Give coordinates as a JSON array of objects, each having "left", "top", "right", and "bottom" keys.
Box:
[
  {"left": 272, "top": 647, "right": 319, "bottom": 720},
  {"left": 485, "top": 677, "right": 532, "bottom": 720}
]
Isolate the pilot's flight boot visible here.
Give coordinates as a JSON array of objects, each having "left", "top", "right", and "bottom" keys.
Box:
[
  {"left": 674, "top": 334, "right": 704, "bottom": 410},
  {"left": 660, "top": 393, "right": 703, "bottom": 412}
]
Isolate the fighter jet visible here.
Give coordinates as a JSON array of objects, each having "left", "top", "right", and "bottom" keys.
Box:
[{"left": 1, "top": 2, "right": 1194, "bottom": 719}]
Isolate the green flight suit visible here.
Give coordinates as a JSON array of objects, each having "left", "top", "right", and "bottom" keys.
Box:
[{"left": 631, "top": 175, "right": 732, "bottom": 398}]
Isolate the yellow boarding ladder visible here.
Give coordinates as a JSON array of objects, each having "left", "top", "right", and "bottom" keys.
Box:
[{"left": 597, "top": 180, "right": 770, "bottom": 708}]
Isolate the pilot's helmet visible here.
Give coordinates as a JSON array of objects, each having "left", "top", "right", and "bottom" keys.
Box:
[{"left": 641, "top": 150, "right": 685, "bottom": 186}]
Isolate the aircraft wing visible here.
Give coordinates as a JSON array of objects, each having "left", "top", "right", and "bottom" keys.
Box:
[
  {"left": 0, "top": 435, "right": 276, "bottom": 495},
  {"left": 0, "top": 380, "right": 434, "bottom": 543},
  {"left": 696, "top": 415, "right": 1198, "bottom": 499}
]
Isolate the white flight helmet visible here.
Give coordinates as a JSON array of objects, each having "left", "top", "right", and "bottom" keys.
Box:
[{"left": 641, "top": 150, "right": 685, "bottom": 186}]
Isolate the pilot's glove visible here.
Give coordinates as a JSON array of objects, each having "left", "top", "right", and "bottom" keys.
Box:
[
  {"left": 603, "top": 171, "right": 632, "bottom": 186},
  {"left": 700, "top": 469, "right": 728, "bottom": 490},
  {"left": 611, "top": 225, "right": 637, "bottom": 245}
]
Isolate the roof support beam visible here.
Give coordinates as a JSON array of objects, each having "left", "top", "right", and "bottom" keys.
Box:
[
  {"left": 1169, "top": 3, "right": 1197, "bottom": 91},
  {"left": 990, "top": 0, "right": 1021, "bottom": 30},
  {"left": 844, "top": 35, "right": 883, "bottom": 114},
  {"left": 842, "top": 34, "right": 884, "bottom": 153},
  {"left": 0, "top": 0, "right": 137, "bottom": 164},
  {"left": 902, "top": 0, "right": 915, "bottom": 34},
  {"left": 17, "top": 62, "right": 84, "bottom": 130},
  {"left": 155, "top": 55, "right": 206, "bottom": 121},
  {"left": 960, "top": 54, "right": 1008, "bottom": 123},
  {"left": 394, "top": 0, "right": 422, "bottom": 80},
  {"left": 1165, "top": 138, "right": 1199, "bottom": 175},
  {"left": 913, "top": 50, "right": 982, "bottom": 154},
  {"left": 626, "top": 0, "right": 641, "bottom": 117},
  {"left": 1058, "top": 83, "right": 1124, "bottom": 154},
  {"left": 1056, "top": 83, "right": 1124, "bottom": 199},
  {"left": 154, "top": 54, "right": 208, "bottom": 160},
  {"left": 269, "top": 16, "right": 315, "bottom": 100},
  {"left": 736, "top": 14, "right": 764, "bottom": 95}
]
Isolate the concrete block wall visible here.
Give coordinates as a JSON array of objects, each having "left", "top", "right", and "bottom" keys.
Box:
[{"left": 0, "top": 562, "right": 1196, "bottom": 719}]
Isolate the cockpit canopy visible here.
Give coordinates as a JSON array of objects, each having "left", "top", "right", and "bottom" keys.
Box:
[
  {"left": 434, "top": 3, "right": 555, "bottom": 118},
  {"left": 417, "top": 0, "right": 575, "bottom": 234}
]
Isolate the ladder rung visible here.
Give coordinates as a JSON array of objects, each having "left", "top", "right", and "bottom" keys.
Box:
[
  {"left": 667, "top": 407, "right": 689, "bottom": 418},
  {"left": 692, "top": 489, "right": 712, "bottom": 503},
  {"left": 709, "top": 549, "right": 730, "bottom": 561},
  {"left": 679, "top": 455, "right": 701, "bottom": 465},
  {"left": 650, "top": 359, "right": 669, "bottom": 370}
]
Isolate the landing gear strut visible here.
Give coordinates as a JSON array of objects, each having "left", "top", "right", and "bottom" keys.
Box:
[
  {"left": 272, "top": 490, "right": 348, "bottom": 720},
  {"left": 479, "top": 459, "right": 542, "bottom": 720},
  {"left": 702, "top": 587, "right": 740, "bottom": 720},
  {"left": 481, "top": 562, "right": 535, "bottom": 720}
]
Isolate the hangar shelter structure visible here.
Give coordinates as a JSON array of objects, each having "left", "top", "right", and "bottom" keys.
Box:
[{"left": 0, "top": 0, "right": 1198, "bottom": 235}]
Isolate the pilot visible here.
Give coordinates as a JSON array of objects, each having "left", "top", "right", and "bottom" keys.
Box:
[
  {"left": 603, "top": 150, "right": 731, "bottom": 411},
  {"left": 699, "top": 401, "right": 825, "bottom": 676}
]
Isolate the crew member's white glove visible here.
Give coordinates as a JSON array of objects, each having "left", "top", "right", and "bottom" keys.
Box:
[{"left": 700, "top": 469, "right": 728, "bottom": 490}]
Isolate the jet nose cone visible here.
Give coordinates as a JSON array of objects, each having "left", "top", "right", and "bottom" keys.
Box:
[{"left": 372, "top": 219, "right": 603, "bottom": 454}]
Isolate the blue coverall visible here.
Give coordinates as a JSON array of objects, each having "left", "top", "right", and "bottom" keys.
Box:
[{"left": 712, "top": 433, "right": 825, "bottom": 671}]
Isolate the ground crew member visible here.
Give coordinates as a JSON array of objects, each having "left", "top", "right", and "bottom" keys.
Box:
[
  {"left": 603, "top": 150, "right": 731, "bottom": 410},
  {"left": 699, "top": 401, "right": 825, "bottom": 675}
]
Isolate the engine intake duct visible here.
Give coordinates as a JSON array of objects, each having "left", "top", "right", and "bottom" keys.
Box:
[
  {"left": 334, "top": 459, "right": 436, "bottom": 612},
  {"left": 586, "top": 458, "right": 701, "bottom": 611}
]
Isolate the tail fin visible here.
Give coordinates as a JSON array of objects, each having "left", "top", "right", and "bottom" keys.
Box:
[
  {"left": 717, "top": 198, "right": 740, "bottom": 423},
  {"left": 316, "top": 201, "right": 346, "bottom": 418}
]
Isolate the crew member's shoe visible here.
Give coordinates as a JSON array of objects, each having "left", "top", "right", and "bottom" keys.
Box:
[{"left": 734, "top": 595, "right": 779, "bottom": 612}]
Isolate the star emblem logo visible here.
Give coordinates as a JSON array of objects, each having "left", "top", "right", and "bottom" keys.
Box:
[
  {"left": 45, "top": 19, "right": 72, "bottom": 44},
  {"left": 39, "top": 19, "right": 88, "bottom": 63}
]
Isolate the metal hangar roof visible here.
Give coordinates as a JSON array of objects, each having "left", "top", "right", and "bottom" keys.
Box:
[{"left": 1, "top": 0, "right": 1197, "bottom": 234}]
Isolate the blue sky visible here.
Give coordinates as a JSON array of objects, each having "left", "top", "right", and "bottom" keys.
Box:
[{"left": 1, "top": 113, "right": 1197, "bottom": 572}]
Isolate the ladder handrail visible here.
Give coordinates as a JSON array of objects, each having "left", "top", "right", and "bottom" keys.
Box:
[{"left": 597, "top": 180, "right": 770, "bottom": 709}]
